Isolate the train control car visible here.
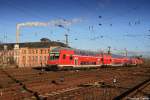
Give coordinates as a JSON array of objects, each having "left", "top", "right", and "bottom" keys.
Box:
[{"left": 47, "top": 47, "right": 106, "bottom": 69}]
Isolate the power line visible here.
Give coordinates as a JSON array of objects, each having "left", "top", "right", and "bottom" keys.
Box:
[{"left": 3, "top": 0, "right": 52, "bottom": 20}]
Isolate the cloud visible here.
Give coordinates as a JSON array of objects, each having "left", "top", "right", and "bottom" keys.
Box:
[
  {"left": 48, "top": 18, "right": 82, "bottom": 27},
  {"left": 97, "top": 0, "right": 111, "bottom": 8},
  {"left": 17, "top": 18, "right": 82, "bottom": 28}
]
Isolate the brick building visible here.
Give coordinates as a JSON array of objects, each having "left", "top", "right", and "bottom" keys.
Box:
[{"left": 0, "top": 41, "right": 67, "bottom": 67}]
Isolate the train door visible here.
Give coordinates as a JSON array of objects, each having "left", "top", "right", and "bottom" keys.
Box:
[
  {"left": 74, "top": 58, "right": 78, "bottom": 66},
  {"left": 97, "top": 59, "right": 100, "bottom": 65}
]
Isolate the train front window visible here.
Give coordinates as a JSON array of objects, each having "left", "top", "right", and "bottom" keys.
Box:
[
  {"left": 50, "top": 52, "right": 60, "bottom": 60},
  {"left": 55, "top": 53, "right": 59, "bottom": 59}
]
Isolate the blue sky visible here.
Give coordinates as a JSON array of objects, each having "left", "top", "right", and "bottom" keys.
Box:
[{"left": 0, "top": 0, "right": 150, "bottom": 55}]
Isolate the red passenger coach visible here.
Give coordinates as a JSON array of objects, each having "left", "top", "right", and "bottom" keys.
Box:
[
  {"left": 101, "top": 54, "right": 112, "bottom": 66},
  {"left": 47, "top": 47, "right": 144, "bottom": 70},
  {"left": 111, "top": 54, "right": 129, "bottom": 66},
  {"left": 47, "top": 47, "right": 104, "bottom": 69},
  {"left": 129, "top": 57, "right": 143, "bottom": 66}
]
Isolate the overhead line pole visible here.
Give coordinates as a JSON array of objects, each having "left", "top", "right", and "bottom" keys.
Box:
[
  {"left": 108, "top": 46, "right": 111, "bottom": 54},
  {"left": 65, "top": 34, "right": 69, "bottom": 46},
  {"left": 124, "top": 48, "right": 128, "bottom": 57}
]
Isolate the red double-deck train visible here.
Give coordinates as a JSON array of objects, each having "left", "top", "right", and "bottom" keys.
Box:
[{"left": 47, "top": 47, "right": 143, "bottom": 70}]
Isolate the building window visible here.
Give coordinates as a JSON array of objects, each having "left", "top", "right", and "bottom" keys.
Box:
[
  {"left": 32, "top": 50, "right": 34, "bottom": 54},
  {"left": 36, "top": 50, "right": 38, "bottom": 54},
  {"left": 40, "top": 56, "right": 42, "bottom": 61},
  {"left": 29, "top": 50, "right": 31, "bottom": 54},
  {"left": 22, "top": 56, "right": 26, "bottom": 60},
  {"left": 24, "top": 50, "right": 26, "bottom": 54},
  {"left": 41, "top": 50, "right": 43, "bottom": 54},
  {"left": 36, "top": 56, "right": 38, "bottom": 61},
  {"left": 18, "top": 51, "right": 20, "bottom": 55},
  {"left": 44, "top": 56, "right": 47, "bottom": 61},
  {"left": 32, "top": 56, "right": 34, "bottom": 61},
  {"left": 28, "top": 56, "right": 31, "bottom": 61},
  {"left": 22, "top": 56, "right": 26, "bottom": 65}
]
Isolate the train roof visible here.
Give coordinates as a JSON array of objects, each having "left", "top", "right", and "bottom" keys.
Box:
[
  {"left": 112, "top": 54, "right": 122, "bottom": 58},
  {"left": 111, "top": 54, "right": 131, "bottom": 59},
  {"left": 52, "top": 47, "right": 133, "bottom": 58},
  {"left": 51, "top": 47, "right": 102, "bottom": 56},
  {"left": 51, "top": 47, "right": 73, "bottom": 52}
]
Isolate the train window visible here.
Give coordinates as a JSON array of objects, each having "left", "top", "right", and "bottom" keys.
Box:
[
  {"left": 80, "top": 62, "right": 83, "bottom": 65},
  {"left": 50, "top": 52, "right": 60, "bottom": 60},
  {"left": 50, "top": 53, "right": 54, "bottom": 60},
  {"left": 55, "top": 54, "right": 59, "bottom": 59},
  {"left": 70, "top": 55, "right": 73, "bottom": 60},
  {"left": 55, "top": 53, "right": 59, "bottom": 56},
  {"left": 50, "top": 56, "right": 53, "bottom": 60},
  {"left": 101, "top": 58, "right": 103, "bottom": 62},
  {"left": 63, "top": 54, "right": 66, "bottom": 59},
  {"left": 110, "top": 59, "right": 112, "bottom": 62}
]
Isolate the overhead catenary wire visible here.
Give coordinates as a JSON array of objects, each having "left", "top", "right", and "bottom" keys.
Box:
[
  {"left": 76, "top": 0, "right": 143, "bottom": 31},
  {"left": 3, "top": 0, "right": 51, "bottom": 20}
]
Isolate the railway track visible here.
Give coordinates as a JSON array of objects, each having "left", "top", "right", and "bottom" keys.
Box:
[
  {"left": 113, "top": 78, "right": 150, "bottom": 100},
  {"left": 0, "top": 69, "right": 43, "bottom": 100},
  {"left": 0, "top": 66, "right": 149, "bottom": 100}
]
